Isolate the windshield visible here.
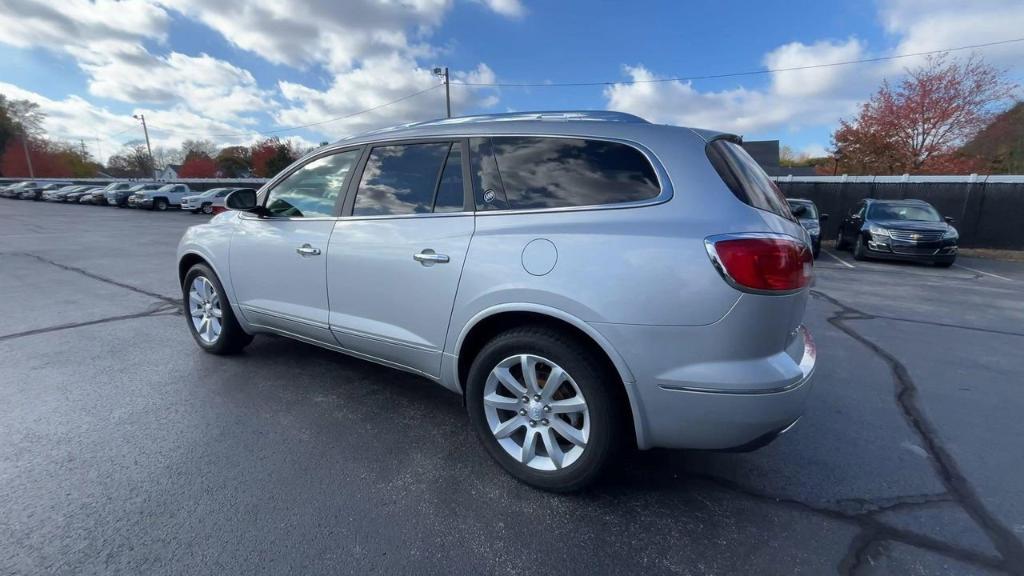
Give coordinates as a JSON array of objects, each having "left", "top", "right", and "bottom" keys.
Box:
[
  {"left": 200, "top": 188, "right": 223, "bottom": 197},
  {"left": 868, "top": 203, "right": 941, "bottom": 222},
  {"left": 787, "top": 200, "right": 818, "bottom": 219},
  {"left": 156, "top": 184, "right": 176, "bottom": 193}
]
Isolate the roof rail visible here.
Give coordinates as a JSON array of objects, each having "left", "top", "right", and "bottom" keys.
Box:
[{"left": 412, "top": 110, "right": 649, "bottom": 127}]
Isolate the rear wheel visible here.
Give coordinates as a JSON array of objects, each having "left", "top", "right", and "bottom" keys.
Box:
[
  {"left": 183, "top": 264, "right": 253, "bottom": 354},
  {"left": 466, "top": 326, "right": 621, "bottom": 492}
]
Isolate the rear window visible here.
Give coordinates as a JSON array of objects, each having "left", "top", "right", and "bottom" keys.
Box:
[
  {"left": 707, "top": 139, "right": 793, "bottom": 220},
  {"left": 470, "top": 136, "right": 660, "bottom": 211}
]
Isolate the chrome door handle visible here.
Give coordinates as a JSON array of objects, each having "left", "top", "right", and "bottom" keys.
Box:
[
  {"left": 296, "top": 244, "right": 321, "bottom": 257},
  {"left": 413, "top": 249, "right": 450, "bottom": 265}
]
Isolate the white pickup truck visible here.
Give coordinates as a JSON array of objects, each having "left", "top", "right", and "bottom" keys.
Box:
[{"left": 127, "top": 183, "right": 193, "bottom": 211}]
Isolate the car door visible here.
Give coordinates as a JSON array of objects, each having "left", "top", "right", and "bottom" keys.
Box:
[
  {"left": 230, "top": 147, "right": 363, "bottom": 344},
  {"left": 326, "top": 140, "right": 473, "bottom": 378}
]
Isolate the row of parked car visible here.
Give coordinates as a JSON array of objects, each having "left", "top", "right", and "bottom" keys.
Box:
[
  {"left": 0, "top": 180, "right": 240, "bottom": 214},
  {"left": 785, "top": 197, "right": 959, "bottom": 267}
]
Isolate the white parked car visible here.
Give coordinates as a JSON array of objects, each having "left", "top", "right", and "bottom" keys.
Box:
[
  {"left": 177, "top": 111, "right": 816, "bottom": 491},
  {"left": 181, "top": 188, "right": 238, "bottom": 214},
  {"left": 128, "top": 183, "right": 193, "bottom": 210}
]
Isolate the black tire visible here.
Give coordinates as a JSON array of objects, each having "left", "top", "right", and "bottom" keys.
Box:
[
  {"left": 853, "top": 235, "right": 867, "bottom": 261},
  {"left": 182, "top": 263, "right": 253, "bottom": 355},
  {"left": 154, "top": 198, "right": 169, "bottom": 211},
  {"left": 466, "top": 326, "right": 622, "bottom": 492},
  {"left": 201, "top": 203, "right": 213, "bottom": 215},
  {"left": 934, "top": 259, "right": 955, "bottom": 268}
]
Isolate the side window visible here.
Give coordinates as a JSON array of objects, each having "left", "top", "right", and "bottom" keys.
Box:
[
  {"left": 433, "top": 144, "right": 464, "bottom": 213},
  {"left": 484, "top": 136, "right": 661, "bottom": 210},
  {"left": 469, "top": 137, "right": 508, "bottom": 210},
  {"left": 707, "top": 139, "right": 792, "bottom": 220},
  {"left": 265, "top": 148, "right": 361, "bottom": 218},
  {"left": 352, "top": 143, "right": 451, "bottom": 216}
]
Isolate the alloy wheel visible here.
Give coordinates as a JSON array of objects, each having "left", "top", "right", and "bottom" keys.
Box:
[
  {"left": 188, "top": 276, "right": 222, "bottom": 344},
  {"left": 483, "top": 354, "right": 590, "bottom": 471}
]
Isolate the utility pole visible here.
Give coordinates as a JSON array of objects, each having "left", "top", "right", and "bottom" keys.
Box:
[
  {"left": 79, "top": 139, "right": 88, "bottom": 158},
  {"left": 433, "top": 67, "right": 451, "bottom": 118},
  {"left": 20, "top": 136, "right": 33, "bottom": 178},
  {"left": 133, "top": 114, "right": 155, "bottom": 179}
]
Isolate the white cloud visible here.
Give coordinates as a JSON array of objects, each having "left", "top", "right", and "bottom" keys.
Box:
[
  {"left": 605, "top": 38, "right": 869, "bottom": 136},
  {"left": 879, "top": 0, "right": 1024, "bottom": 72},
  {"left": 0, "top": 0, "right": 271, "bottom": 132},
  {"left": 276, "top": 58, "right": 499, "bottom": 138},
  {"left": 475, "top": 0, "right": 526, "bottom": 18}
]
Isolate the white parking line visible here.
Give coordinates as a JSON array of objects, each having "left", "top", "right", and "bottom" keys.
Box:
[
  {"left": 821, "top": 248, "right": 855, "bottom": 269},
  {"left": 954, "top": 263, "right": 1014, "bottom": 281}
]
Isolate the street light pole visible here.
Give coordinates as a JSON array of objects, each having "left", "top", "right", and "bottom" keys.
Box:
[
  {"left": 433, "top": 67, "right": 451, "bottom": 118},
  {"left": 133, "top": 114, "right": 155, "bottom": 179}
]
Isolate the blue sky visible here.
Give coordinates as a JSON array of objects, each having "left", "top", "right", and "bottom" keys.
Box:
[{"left": 1, "top": 0, "right": 1022, "bottom": 162}]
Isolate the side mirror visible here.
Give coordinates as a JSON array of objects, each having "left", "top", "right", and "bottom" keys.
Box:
[
  {"left": 944, "top": 216, "right": 955, "bottom": 224},
  {"left": 819, "top": 214, "right": 829, "bottom": 222},
  {"left": 225, "top": 188, "right": 259, "bottom": 212}
]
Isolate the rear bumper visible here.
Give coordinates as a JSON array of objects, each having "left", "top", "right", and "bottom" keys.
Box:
[{"left": 591, "top": 293, "right": 816, "bottom": 451}]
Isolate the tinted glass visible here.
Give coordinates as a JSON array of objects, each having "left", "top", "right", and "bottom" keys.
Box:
[
  {"left": 266, "top": 148, "right": 361, "bottom": 217},
  {"left": 433, "top": 144, "right": 464, "bottom": 213},
  {"left": 353, "top": 143, "right": 450, "bottom": 216},
  {"left": 868, "top": 203, "right": 941, "bottom": 222},
  {"left": 469, "top": 137, "right": 508, "bottom": 210},
  {"left": 708, "top": 140, "right": 793, "bottom": 220},
  {"left": 485, "top": 137, "right": 660, "bottom": 210},
  {"left": 787, "top": 200, "right": 818, "bottom": 219}
]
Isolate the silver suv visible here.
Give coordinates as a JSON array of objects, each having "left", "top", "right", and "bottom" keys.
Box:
[{"left": 177, "top": 111, "right": 816, "bottom": 491}]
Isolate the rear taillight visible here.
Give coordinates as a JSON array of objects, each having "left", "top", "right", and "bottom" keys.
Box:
[{"left": 705, "top": 234, "right": 812, "bottom": 293}]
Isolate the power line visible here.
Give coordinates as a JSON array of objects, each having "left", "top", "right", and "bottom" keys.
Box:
[{"left": 450, "top": 37, "right": 1024, "bottom": 87}]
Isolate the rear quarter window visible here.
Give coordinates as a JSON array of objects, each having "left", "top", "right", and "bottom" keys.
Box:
[
  {"left": 707, "top": 139, "right": 794, "bottom": 220},
  {"left": 471, "top": 136, "right": 660, "bottom": 211}
]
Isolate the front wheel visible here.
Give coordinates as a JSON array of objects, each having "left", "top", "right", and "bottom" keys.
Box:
[
  {"left": 154, "top": 198, "right": 168, "bottom": 211},
  {"left": 853, "top": 235, "right": 867, "bottom": 261},
  {"left": 201, "top": 203, "right": 213, "bottom": 215},
  {"left": 466, "top": 326, "right": 621, "bottom": 492},
  {"left": 183, "top": 264, "right": 253, "bottom": 354}
]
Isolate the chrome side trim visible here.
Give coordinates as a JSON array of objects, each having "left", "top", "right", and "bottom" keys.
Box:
[
  {"left": 249, "top": 323, "right": 441, "bottom": 383},
  {"left": 703, "top": 232, "right": 810, "bottom": 297},
  {"left": 240, "top": 305, "right": 330, "bottom": 330},
  {"left": 330, "top": 325, "right": 437, "bottom": 353}
]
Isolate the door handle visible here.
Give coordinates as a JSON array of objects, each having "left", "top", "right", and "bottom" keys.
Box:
[
  {"left": 414, "top": 249, "right": 450, "bottom": 265},
  {"left": 296, "top": 244, "right": 321, "bottom": 257}
]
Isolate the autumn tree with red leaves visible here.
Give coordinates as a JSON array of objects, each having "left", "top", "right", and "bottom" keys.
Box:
[
  {"left": 177, "top": 152, "right": 218, "bottom": 178},
  {"left": 831, "top": 54, "right": 1017, "bottom": 175}
]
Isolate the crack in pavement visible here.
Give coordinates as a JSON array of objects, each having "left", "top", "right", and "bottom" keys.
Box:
[
  {"left": 688, "top": 471, "right": 1005, "bottom": 573},
  {"left": 0, "top": 303, "right": 179, "bottom": 342},
  {"left": 17, "top": 252, "right": 178, "bottom": 305},
  {"left": 811, "top": 288, "right": 1024, "bottom": 574}
]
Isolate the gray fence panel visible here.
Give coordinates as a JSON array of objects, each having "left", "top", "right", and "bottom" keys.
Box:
[{"left": 971, "top": 182, "right": 1024, "bottom": 250}]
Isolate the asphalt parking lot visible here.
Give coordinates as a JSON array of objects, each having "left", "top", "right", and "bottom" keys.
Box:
[{"left": 2, "top": 199, "right": 1023, "bottom": 575}]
